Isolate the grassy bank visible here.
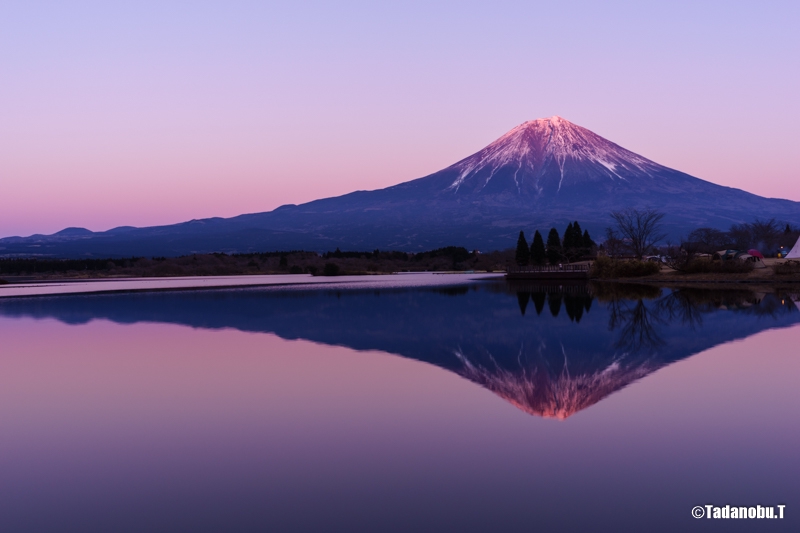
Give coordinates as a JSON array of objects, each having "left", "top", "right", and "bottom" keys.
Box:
[{"left": 592, "top": 258, "right": 800, "bottom": 285}]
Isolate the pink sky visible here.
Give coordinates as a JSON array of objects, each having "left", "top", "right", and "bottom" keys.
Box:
[{"left": 2, "top": 2, "right": 799, "bottom": 237}]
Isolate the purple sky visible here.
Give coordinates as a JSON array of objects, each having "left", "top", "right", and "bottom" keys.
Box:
[{"left": 2, "top": 1, "right": 799, "bottom": 237}]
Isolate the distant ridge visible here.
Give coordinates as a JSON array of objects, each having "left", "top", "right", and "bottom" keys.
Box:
[
  {"left": 53, "top": 227, "right": 94, "bottom": 236},
  {"left": 3, "top": 116, "right": 800, "bottom": 257}
]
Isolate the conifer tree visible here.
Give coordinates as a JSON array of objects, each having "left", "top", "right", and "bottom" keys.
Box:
[
  {"left": 583, "top": 229, "right": 595, "bottom": 249},
  {"left": 573, "top": 221, "right": 583, "bottom": 245},
  {"left": 515, "top": 230, "right": 530, "bottom": 266},
  {"left": 563, "top": 221, "right": 584, "bottom": 261},
  {"left": 546, "top": 228, "right": 561, "bottom": 265},
  {"left": 564, "top": 222, "right": 575, "bottom": 250},
  {"left": 530, "top": 230, "right": 546, "bottom": 265}
]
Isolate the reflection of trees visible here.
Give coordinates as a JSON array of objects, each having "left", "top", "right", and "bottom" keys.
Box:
[
  {"left": 517, "top": 292, "right": 530, "bottom": 315},
  {"left": 599, "top": 285, "right": 798, "bottom": 351},
  {"left": 564, "top": 295, "right": 585, "bottom": 323},
  {"left": 606, "top": 289, "right": 731, "bottom": 351},
  {"left": 504, "top": 282, "right": 594, "bottom": 320},
  {"left": 513, "top": 292, "right": 594, "bottom": 321},
  {"left": 608, "top": 299, "right": 665, "bottom": 352},
  {"left": 506, "top": 281, "right": 797, "bottom": 347},
  {"left": 655, "top": 288, "right": 795, "bottom": 320},
  {"left": 532, "top": 292, "right": 546, "bottom": 315},
  {"left": 653, "top": 291, "right": 706, "bottom": 329},
  {"left": 548, "top": 294, "right": 562, "bottom": 317}
]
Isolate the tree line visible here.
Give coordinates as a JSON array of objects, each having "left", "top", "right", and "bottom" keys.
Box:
[
  {"left": 598, "top": 209, "right": 799, "bottom": 259},
  {"left": 683, "top": 220, "right": 799, "bottom": 255},
  {"left": 324, "top": 246, "right": 472, "bottom": 264},
  {"left": 0, "top": 257, "right": 132, "bottom": 275},
  {"left": 0, "top": 246, "right": 514, "bottom": 278},
  {"left": 515, "top": 221, "right": 596, "bottom": 266}
]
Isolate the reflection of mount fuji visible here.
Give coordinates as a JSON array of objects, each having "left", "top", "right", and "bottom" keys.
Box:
[{"left": 2, "top": 282, "right": 798, "bottom": 419}]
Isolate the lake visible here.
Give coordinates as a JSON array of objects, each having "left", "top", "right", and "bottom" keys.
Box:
[{"left": 0, "top": 276, "right": 797, "bottom": 532}]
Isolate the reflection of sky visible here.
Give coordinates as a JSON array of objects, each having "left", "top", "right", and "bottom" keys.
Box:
[{"left": 0, "top": 316, "right": 797, "bottom": 532}]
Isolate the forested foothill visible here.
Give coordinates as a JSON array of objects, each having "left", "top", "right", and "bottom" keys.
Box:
[{"left": 2, "top": 213, "right": 799, "bottom": 283}]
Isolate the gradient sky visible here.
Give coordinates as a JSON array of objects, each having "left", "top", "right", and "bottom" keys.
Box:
[{"left": 2, "top": 1, "right": 799, "bottom": 237}]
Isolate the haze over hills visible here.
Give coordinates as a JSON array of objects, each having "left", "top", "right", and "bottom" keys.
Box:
[{"left": 3, "top": 116, "right": 800, "bottom": 258}]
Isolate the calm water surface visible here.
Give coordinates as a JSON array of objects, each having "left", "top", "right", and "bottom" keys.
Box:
[{"left": 0, "top": 278, "right": 798, "bottom": 532}]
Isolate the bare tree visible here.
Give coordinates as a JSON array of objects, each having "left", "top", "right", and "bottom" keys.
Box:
[
  {"left": 779, "top": 223, "right": 800, "bottom": 250},
  {"left": 726, "top": 219, "right": 782, "bottom": 252},
  {"left": 748, "top": 219, "right": 782, "bottom": 251},
  {"left": 609, "top": 208, "right": 667, "bottom": 260},
  {"left": 663, "top": 238, "right": 695, "bottom": 272},
  {"left": 727, "top": 223, "right": 751, "bottom": 250},
  {"left": 687, "top": 227, "right": 730, "bottom": 253},
  {"left": 602, "top": 228, "right": 626, "bottom": 257}
]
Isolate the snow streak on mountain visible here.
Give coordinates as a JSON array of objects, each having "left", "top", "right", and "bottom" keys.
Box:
[{"left": 446, "top": 116, "right": 662, "bottom": 195}]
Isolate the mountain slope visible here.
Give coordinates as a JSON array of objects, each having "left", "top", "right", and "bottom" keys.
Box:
[{"left": 3, "top": 116, "right": 800, "bottom": 257}]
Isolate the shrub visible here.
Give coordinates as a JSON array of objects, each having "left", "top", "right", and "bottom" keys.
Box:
[
  {"left": 151, "top": 263, "right": 186, "bottom": 276},
  {"left": 775, "top": 260, "right": 800, "bottom": 276},
  {"left": 412, "top": 246, "right": 471, "bottom": 264},
  {"left": 613, "top": 260, "right": 661, "bottom": 277},
  {"left": 590, "top": 256, "right": 660, "bottom": 278},
  {"left": 323, "top": 263, "right": 340, "bottom": 276},
  {"left": 589, "top": 256, "right": 613, "bottom": 278},
  {"left": 682, "top": 259, "right": 753, "bottom": 274}
]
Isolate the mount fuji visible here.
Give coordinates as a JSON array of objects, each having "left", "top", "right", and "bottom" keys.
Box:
[{"left": 4, "top": 116, "right": 800, "bottom": 257}]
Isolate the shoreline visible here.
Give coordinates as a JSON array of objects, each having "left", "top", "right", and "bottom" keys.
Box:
[
  {"left": 0, "top": 272, "right": 504, "bottom": 299},
  {"left": 594, "top": 276, "right": 800, "bottom": 286},
  {"left": 5, "top": 263, "right": 800, "bottom": 299}
]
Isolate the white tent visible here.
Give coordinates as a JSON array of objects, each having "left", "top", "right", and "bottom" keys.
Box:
[{"left": 786, "top": 236, "right": 800, "bottom": 259}]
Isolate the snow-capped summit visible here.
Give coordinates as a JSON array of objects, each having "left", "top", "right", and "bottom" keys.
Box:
[{"left": 442, "top": 116, "right": 664, "bottom": 196}]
